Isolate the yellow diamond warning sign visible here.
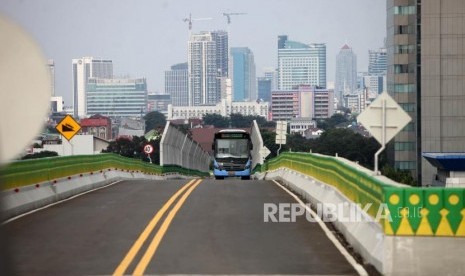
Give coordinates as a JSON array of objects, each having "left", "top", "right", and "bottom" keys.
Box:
[{"left": 55, "top": 115, "right": 81, "bottom": 141}]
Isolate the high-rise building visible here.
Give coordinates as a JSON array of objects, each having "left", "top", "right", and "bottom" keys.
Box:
[
  {"left": 387, "top": 1, "right": 421, "bottom": 181},
  {"left": 263, "top": 67, "right": 278, "bottom": 90},
  {"left": 271, "top": 85, "right": 334, "bottom": 121},
  {"left": 165, "top": 62, "right": 188, "bottom": 106},
  {"left": 277, "top": 35, "right": 326, "bottom": 90},
  {"left": 368, "top": 47, "right": 387, "bottom": 75},
  {"left": 335, "top": 44, "right": 357, "bottom": 106},
  {"left": 211, "top": 30, "right": 229, "bottom": 78},
  {"left": 257, "top": 77, "right": 272, "bottom": 102},
  {"left": 231, "top": 47, "right": 256, "bottom": 101},
  {"left": 419, "top": 0, "right": 465, "bottom": 185},
  {"left": 188, "top": 31, "right": 228, "bottom": 106},
  {"left": 47, "top": 59, "right": 55, "bottom": 97},
  {"left": 387, "top": 0, "right": 465, "bottom": 186},
  {"left": 72, "top": 57, "right": 113, "bottom": 118},
  {"left": 86, "top": 78, "right": 147, "bottom": 118}
]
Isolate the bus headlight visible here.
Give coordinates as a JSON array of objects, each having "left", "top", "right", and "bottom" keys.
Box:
[{"left": 214, "top": 161, "right": 224, "bottom": 170}]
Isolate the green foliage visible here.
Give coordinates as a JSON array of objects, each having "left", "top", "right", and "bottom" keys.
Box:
[
  {"left": 144, "top": 111, "right": 166, "bottom": 132},
  {"left": 203, "top": 113, "right": 275, "bottom": 129},
  {"left": 317, "top": 113, "right": 350, "bottom": 130},
  {"left": 103, "top": 135, "right": 161, "bottom": 164},
  {"left": 260, "top": 127, "right": 381, "bottom": 169},
  {"left": 381, "top": 165, "right": 417, "bottom": 186},
  {"left": 21, "top": 151, "right": 58, "bottom": 160},
  {"left": 203, "top": 113, "right": 229, "bottom": 128}
]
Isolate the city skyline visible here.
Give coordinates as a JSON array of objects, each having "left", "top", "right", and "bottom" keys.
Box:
[{"left": 0, "top": 0, "right": 386, "bottom": 106}]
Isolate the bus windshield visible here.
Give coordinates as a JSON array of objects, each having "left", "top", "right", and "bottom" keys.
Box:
[{"left": 215, "top": 139, "right": 249, "bottom": 159}]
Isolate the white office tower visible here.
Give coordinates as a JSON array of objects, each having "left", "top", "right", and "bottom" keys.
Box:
[
  {"left": 277, "top": 35, "right": 326, "bottom": 90},
  {"left": 188, "top": 31, "right": 228, "bottom": 106},
  {"left": 335, "top": 44, "right": 357, "bottom": 106},
  {"left": 72, "top": 57, "right": 113, "bottom": 118},
  {"left": 47, "top": 59, "right": 55, "bottom": 97}
]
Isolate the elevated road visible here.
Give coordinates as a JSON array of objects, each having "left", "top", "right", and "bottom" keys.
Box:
[{"left": 3, "top": 179, "right": 363, "bottom": 275}]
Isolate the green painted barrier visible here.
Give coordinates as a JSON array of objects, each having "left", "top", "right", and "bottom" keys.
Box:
[
  {"left": 263, "top": 152, "right": 465, "bottom": 237},
  {"left": 0, "top": 154, "right": 208, "bottom": 191}
]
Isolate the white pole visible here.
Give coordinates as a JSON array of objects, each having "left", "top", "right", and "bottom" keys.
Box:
[{"left": 374, "top": 99, "right": 386, "bottom": 175}]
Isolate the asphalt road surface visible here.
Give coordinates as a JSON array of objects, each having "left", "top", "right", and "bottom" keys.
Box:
[{"left": 2, "top": 179, "right": 361, "bottom": 275}]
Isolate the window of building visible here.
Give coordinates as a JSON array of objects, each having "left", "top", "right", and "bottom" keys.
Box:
[
  {"left": 402, "top": 122, "right": 415, "bottom": 132},
  {"left": 394, "top": 6, "right": 416, "bottom": 15},
  {"left": 395, "top": 142, "right": 415, "bottom": 151},
  {"left": 394, "top": 64, "right": 415, "bottom": 73},
  {"left": 394, "top": 45, "right": 415, "bottom": 54},
  {"left": 395, "top": 25, "right": 415, "bottom": 34},
  {"left": 399, "top": 103, "right": 416, "bottom": 112},
  {"left": 394, "top": 84, "right": 415, "bottom": 93}
]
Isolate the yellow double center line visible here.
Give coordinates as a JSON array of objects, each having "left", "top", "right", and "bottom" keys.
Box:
[{"left": 113, "top": 179, "right": 202, "bottom": 276}]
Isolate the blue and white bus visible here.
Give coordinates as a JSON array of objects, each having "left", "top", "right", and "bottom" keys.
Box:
[{"left": 212, "top": 129, "right": 253, "bottom": 180}]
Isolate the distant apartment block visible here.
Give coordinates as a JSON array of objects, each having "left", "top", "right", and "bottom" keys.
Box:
[
  {"left": 165, "top": 62, "right": 188, "bottom": 106},
  {"left": 277, "top": 35, "right": 326, "bottom": 90},
  {"left": 86, "top": 78, "right": 147, "bottom": 118},
  {"left": 72, "top": 57, "right": 113, "bottom": 118},
  {"left": 368, "top": 47, "right": 387, "bottom": 76},
  {"left": 188, "top": 31, "right": 228, "bottom": 106},
  {"left": 271, "top": 85, "right": 334, "bottom": 121}
]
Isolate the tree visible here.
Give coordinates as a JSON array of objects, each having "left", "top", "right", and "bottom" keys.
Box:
[
  {"left": 381, "top": 165, "right": 417, "bottom": 186},
  {"left": 144, "top": 111, "right": 166, "bottom": 133},
  {"left": 203, "top": 113, "right": 229, "bottom": 128},
  {"left": 317, "top": 113, "right": 350, "bottom": 130}
]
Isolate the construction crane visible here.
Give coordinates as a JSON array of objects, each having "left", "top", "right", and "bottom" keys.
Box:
[
  {"left": 222, "top": 12, "right": 247, "bottom": 25},
  {"left": 183, "top": 13, "right": 212, "bottom": 36}
]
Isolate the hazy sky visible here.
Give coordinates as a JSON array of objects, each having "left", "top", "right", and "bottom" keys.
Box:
[{"left": 0, "top": 0, "right": 386, "bottom": 106}]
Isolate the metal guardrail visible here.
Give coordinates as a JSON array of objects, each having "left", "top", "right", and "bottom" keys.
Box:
[{"left": 263, "top": 152, "right": 465, "bottom": 237}]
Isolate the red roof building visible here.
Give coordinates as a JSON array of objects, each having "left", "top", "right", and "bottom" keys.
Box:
[{"left": 80, "top": 114, "right": 112, "bottom": 140}]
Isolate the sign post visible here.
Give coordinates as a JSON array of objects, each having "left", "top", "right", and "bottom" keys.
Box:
[
  {"left": 55, "top": 115, "right": 81, "bottom": 141},
  {"left": 357, "top": 92, "right": 412, "bottom": 175},
  {"left": 143, "top": 144, "right": 154, "bottom": 163},
  {"left": 275, "top": 121, "right": 287, "bottom": 156}
]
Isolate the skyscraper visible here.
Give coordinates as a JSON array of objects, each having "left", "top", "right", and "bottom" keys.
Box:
[
  {"left": 231, "top": 47, "right": 256, "bottom": 101},
  {"left": 277, "top": 35, "right": 326, "bottom": 90},
  {"left": 368, "top": 47, "right": 387, "bottom": 75},
  {"left": 72, "top": 57, "right": 113, "bottom": 118},
  {"left": 188, "top": 31, "right": 228, "bottom": 106},
  {"left": 387, "top": 0, "right": 465, "bottom": 185},
  {"left": 165, "top": 62, "right": 188, "bottom": 106},
  {"left": 257, "top": 77, "right": 272, "bottom": 102},
  {"left": 47, "top": 59, "right": 55, "bottom": 97},
  {"left": 335, "top": 44, "right": 357, "bottom": 106}
]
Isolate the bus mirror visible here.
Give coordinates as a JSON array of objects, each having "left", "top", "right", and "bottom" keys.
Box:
[
  {"left": 212, "top": 144, "right": 215, "bottom": 150},
  {"left": 250, "top": 144, "right": 253, "bottom": 150}
]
